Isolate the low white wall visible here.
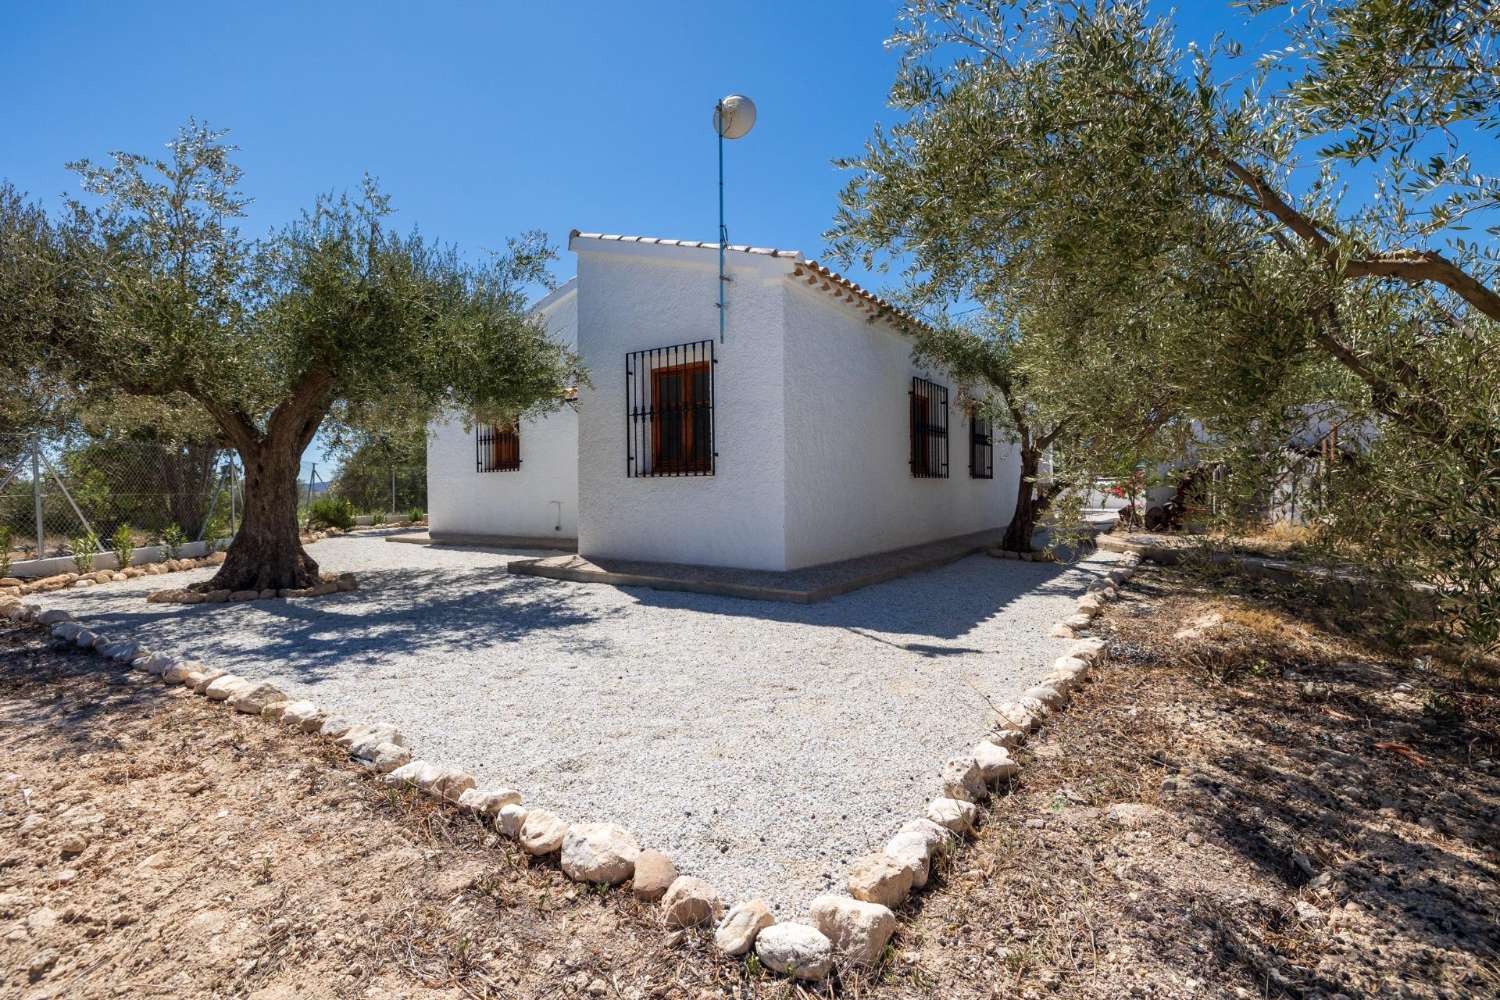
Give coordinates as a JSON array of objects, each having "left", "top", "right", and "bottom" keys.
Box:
[
  {"left": 781, "top": 282, "right": 1019, "bottom": 569},
  {"left": 426, "top": 283, "right": 580, "bottom": 543},
  {"left": 8, "top": 538, "right": 227, "bottom": 579},
  {"left": 573, "top": 241, "right": 789, "bottom": 570}
]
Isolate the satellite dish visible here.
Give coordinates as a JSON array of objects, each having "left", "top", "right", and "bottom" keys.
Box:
[{"left": 712, "top": 94, "right": 757, "bottom": 140}]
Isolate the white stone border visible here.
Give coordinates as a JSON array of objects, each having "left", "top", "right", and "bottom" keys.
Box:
[{"left": 0, "top": 549, "right": 1147, "bottom": 985}]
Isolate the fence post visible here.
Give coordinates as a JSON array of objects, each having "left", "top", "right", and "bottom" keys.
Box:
[
  {"left": 31, "top": 438, "right": 45, "bottom": 558},
  {"left": 228, "top": 459, "right": 237, "bottom": 533},
  {"left": 390, "top": 465, "right": 396, "bottom": 518}
]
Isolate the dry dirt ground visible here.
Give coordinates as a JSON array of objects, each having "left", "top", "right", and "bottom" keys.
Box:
[{"left": 1, "top": 563, "right": 1497, "bottom": 999}]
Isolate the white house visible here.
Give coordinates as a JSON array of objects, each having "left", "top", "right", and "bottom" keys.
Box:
[{"left": 426, "top": 231, "right": 1020, "bottom": 572}]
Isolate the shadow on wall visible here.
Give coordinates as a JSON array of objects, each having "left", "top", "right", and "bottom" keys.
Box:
[{"left": 617, "top": 552, "right": 1117, "bottom": 643}]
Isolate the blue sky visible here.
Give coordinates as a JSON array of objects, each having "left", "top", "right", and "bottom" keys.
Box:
[{"left": 3, "top": 1, "right": 1252, "bottom": 468}]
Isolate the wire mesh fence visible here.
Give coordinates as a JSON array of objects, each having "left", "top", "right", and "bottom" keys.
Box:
[
  {"left": 298, "top": 460, "right": 426, "bottom": 521},
  {"left": 0, "top": 434, "right": 241, "bottom": 564}
]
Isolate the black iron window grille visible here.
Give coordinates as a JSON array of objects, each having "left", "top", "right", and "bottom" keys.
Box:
[
  {"left": 476, "top": 423, "right": 521, "bottom": 472},
  {"left": 909, "top": 376, "right": 949, "bottom": 479},
  {"left": 626, "top": 340, "right": 716, "bottom": 477},
  {"left": 970, "top": 411, "right": 994, "bottom": 479}
]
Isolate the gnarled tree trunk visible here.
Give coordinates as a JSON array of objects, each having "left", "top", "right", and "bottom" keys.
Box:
[
  {"left": 192, "top": 370, "right": 332, "bottom": 593},
  {"left": 205, "top": 438, "right": 319, "bottom": 591},
  {"left": 1002, "top": 443, "right": 1046, "bottom": 552}
]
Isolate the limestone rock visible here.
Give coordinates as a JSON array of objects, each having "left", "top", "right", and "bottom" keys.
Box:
[
  {"left": 847, "top": 853, "right": 913, "bottom": 909},
  {"left": 36, "top": 609, "right": 71, "bottom": 625},
  {"left": 810, "top": 894, "right": 896, "bottom": 967},
  {"left": 754, "top": 922, "right": 833, "bottom": 981},
  {"left": 897, "top": 816, "right": 955, "bottom": 853},
  {"left": 141, "top": 653, "right": 175, "bottom": 677},
  {"left": 162, "top": 660, "right": 203, "bottom": 685},
  {"left": 661, "top": 876, "right": 724, "bottom": 927},
  {"left": 318, "top": 716, "right": 357, "bottom": 739},
  {"left": 425, "top": 768, "right": 475, "bottom": 803},
  {"left": 883, "top": 830, "right": 932, "bottom": 889},
  {"left": 518, "top": 809, "right": 568, "bottom": 855},
  {"left": 203, "top": 674, "right": 251, "bottom": 701},
  {"left": 974, "top": 741, "right": 1021, "bottom": 782},
  {"left": 229, "top": 590, "right": 259, "bottom": 602},
  {"left": 73, "top": 629, "right": 97, "bottom": 648},
  {"left": 926, "top": 797, "right": 978, "bottom": 834},
  {"left": 631, "top": 849, "right": 677, "bottom": 902},
  {"left": 561, "top": 823, "right": 641, "bottom": 885},
  {"left": 1024, "top": 683, "right": 1068, "bottom": 710},
  {"left": 278, "top": 701, "right": 324, "bottom": 732},
  {"left": 384, "top": 759, "right": 439, "bottom": 788},
  {"left": 366, "top": 742, "right": 411, "bottom": 774},
  {"left": 714, "top": 899, "right": 773, "bottom": 956},
  {"left": 1050, "top": 622, "right": 1077, "bottom": 639},
  {"left": 1068, "top": 637, "right": 1107, "bottom": 661},
  {"left": 495, "top": 803, "right": 528, "bottom": 838},
  {"left": 228, "top": 682, "right": 288, "bottom": 714},
  {"left": 941, "top": 756, "right": 987, "bottom": 802},
  {"left": 994, "top": 701, "right": 1039, "bottom": 734},
  {"left": 455, "top": 787, "right": 522, "bottom": 817},
  {"left": 190, "top": 669, "right": 227, "bottom": 693}
]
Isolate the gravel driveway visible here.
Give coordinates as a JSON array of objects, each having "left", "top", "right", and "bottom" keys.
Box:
[{"left": 32, "top": 531, "right": 1118, "bottom": 910}]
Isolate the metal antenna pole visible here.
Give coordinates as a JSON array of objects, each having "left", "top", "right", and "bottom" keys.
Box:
[{"left": 717, "top": 99, "right": 726, "bottom": 344}]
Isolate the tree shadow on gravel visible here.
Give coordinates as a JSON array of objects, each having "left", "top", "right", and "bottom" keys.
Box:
[{"left": 26, "top": 566, "right": 624, "bottom": 684}]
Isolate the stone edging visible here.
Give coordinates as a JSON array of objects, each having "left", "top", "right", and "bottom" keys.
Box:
[{"left": 0, "top": 549, "right": 1146, "bottom": 985}]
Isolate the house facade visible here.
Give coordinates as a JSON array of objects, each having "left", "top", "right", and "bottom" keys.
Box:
[{"left": 426, "top": 232, "right": 1020, "bottom": 572}]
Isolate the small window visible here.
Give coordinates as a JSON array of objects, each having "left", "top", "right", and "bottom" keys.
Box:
[
  {"left": 910, "top": 376, "right": 949, "bottom": 478},
  {"left": 476, "top": 423, "right": 521, "bottom": 472},
  {"left": 627, "top": 340, "right": 716, "bottom": 477},
  {"left": 970, "top": 412, "right": 994, "bottom": 479}
]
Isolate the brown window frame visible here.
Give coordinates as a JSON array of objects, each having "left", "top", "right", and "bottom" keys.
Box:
[
  {"left": 650, "top": 360, "right": 713, "bottom": 475},
  {"left": 626, "top": 340, "right": 717, "bottom": 478},
  {"left": 476, "top": 423, "right": 521, "bottom": 472}
]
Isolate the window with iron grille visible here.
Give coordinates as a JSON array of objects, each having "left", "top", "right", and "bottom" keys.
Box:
[
  {"left": 969, "top": 412, "right": 994, "bottom": 479},
  {"left": 626, "top": 340, "right": 716, "bottom": 477},
  {"left": 909, "top": 376, "right": 949, "bottom": 478},
  {"left": 475, "top": 423, "right": 521, "bottom": 472}
]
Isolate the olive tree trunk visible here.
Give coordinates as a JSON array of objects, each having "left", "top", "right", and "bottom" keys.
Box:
[
  {"left": 201, "top": 439, "right": 318, "bottom": 591},
  {"left": 1001, "top": 444, "right": 1046, "bottom": 552},
  {"left": 192, "top": 374, "right": 331, "bottom": 593}
]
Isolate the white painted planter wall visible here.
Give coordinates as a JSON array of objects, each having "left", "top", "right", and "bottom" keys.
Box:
[{"left": 8, "top": 538, "right": 227, "bottom": 579}]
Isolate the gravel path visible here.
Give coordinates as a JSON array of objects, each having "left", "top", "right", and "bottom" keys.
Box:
[{"left": 32, "top": 532, "right": 1117, "bottom": 911}]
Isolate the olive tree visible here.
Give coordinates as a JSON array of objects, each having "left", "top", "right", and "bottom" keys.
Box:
[
  {"left": 24, "top": 122, "right": 577, "bottom": 591},
  {"left": 832, "top": 1, "right": 1499, "bottom": 652}
]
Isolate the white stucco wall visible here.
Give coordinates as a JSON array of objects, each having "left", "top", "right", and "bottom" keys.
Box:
[
  {"left": 425, "top": 282, "right": 580, "bottom": 542},
  {"left": 781, "top": 283, "right": 1019, "bottom": 568},
  {"left": 573, "top": 240, "right": 790, "bottom": 570}
]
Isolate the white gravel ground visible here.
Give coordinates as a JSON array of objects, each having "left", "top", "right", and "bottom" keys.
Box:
[{"left": 31, "top": 531, "right": 1118, "bottom": 911}]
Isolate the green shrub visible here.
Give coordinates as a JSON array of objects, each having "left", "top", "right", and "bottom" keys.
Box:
[
  {"left": 0, "top": 526, "right": 11, "bottom": 578},
  {"left": 202, "top": 513, "right": 229, "bottom": 552},
  {"left": 71, "top": 531, "right": 100, "bottom": 574},
  {"left": 307, "top": 496, "right": 355, "bottom": 531},
  {"left": 370, "top": 510, "right": 386, "bottom": 526},
  {"left": 159, "top": 523, "right": 185, "bottom": 560},
  {"left": 406, "top": 507, "right": 425, "bottom": 524},
  {"left": 111, "top": 524, "right": 135, "bottom": 571}
]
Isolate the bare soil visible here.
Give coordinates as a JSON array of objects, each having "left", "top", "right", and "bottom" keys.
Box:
[{"left": 2, "top": 562, "right": 1496, "bottom": 999}]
